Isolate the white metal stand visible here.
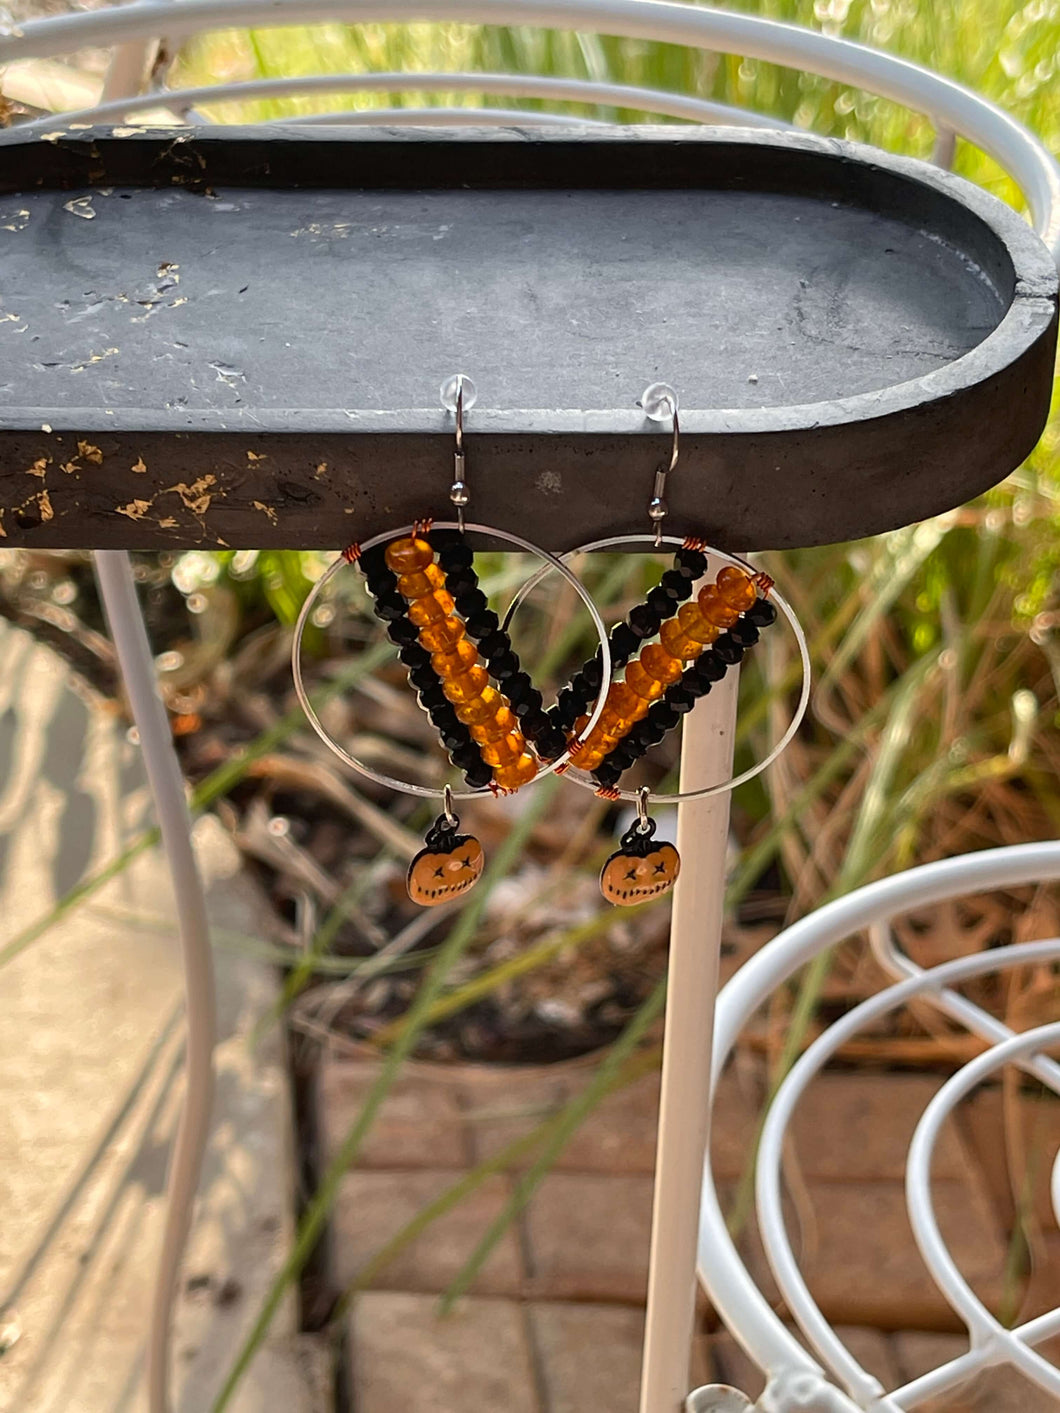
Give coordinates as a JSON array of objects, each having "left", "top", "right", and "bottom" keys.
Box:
[
  {"left": 640, "top": 670, "right": 740, "bottom": 1413},
  {"left": 93, "top": 552, "right": 216, "bottom": 1413}
]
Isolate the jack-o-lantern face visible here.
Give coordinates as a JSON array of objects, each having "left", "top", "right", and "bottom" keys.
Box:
[
  {"left": 600, "top": 840, "right": 681, "bottom": 906},
  {"left": 407, "top": 833, "right": 484, "bottom": 906}
]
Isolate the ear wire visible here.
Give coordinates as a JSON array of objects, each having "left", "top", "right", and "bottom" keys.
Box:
[
  {"left": 440, "top": 373, "right": 477, "bottom": 532},
  {"left": 639, "top": 382, "right": 680, "bottom": 547}
]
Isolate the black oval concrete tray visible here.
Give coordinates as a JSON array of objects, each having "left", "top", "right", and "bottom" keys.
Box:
[{"left": 0, "top": 125, "right": 1054, "bottom": 551}]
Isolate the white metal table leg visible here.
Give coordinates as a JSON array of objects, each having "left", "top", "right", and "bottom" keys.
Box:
[
  {"left": 94, "top": 551, "right": 216, "bottom": 1413},
  {"left": 639, "top": 670, "right": 740, "bottom": 1413}
]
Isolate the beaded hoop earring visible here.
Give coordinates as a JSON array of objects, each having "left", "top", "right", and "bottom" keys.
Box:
[
  {"left": 292, "top": 378, "right": 612, "bottom": 906},
  {"left": 500, "top": 385, "right": 811, "bottom": 906}
]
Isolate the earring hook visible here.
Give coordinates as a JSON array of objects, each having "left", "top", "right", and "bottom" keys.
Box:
[
  {"left": 636, "top": 784, "right": 652, "bottom": 833},
  {"left": 639, "top": 382, "right": 680, "bottom": 548},
  {"left": 440, "top": 373, "right": 477, "bottom": 533}
]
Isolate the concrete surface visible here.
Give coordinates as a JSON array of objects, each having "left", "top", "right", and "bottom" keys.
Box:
[{"left": 0, "top": 623, "right": 329, "bottom": 1412}]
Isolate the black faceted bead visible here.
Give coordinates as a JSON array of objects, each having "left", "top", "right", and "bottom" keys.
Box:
[
  {"left": 438, "top": 723, "right": 468, "bottom": 752},
  {"left": 465, "top": 609, "right": 500, "bottom": 639},
  {"left": 505, "top": 671, "right": 534, "bottom": 703},
  {"left": 660, "top": 569, "right": 694, "bottom": 601},
  {"left": 647, "top": 584, "right": 678, "bottom": 619},
  {"left": 451, "top": 741, "right": 484, "bottom": 770},
  {"left": 408, "top": 663, "right": 439, "bottom": 692},
  {"left": 694, "top": 651, "right": 727, "bottom": 684},
  {"left": 648, "top": 703, "right": 680, "bottom": 732},
  {"left": 746, "top": 597, "right": 778, "bottom": 627},
  {"left": 418, "top": 683, "right": 448, "bottom": 711},
  {"left": 438, "top": 541, "right": 475, "bottom": 572},
  {"left": 477, "top": 630, "right": 510, "bottom": 660},
  {"left": 609, "top": 622, "right": 640, "bottom": 665},
  {"left": 713, "top": 634, "right": 745, "bottom": 665},
  {"left": 444, "top": 568, "right": 479, "bottom": 599},
  {"left": 629, "top": 603, "right": 661, "bottom": 639},
  {"left": 536, "top": 726, "right": 569, "bottom": 760},
  {"left": 464, "top": 760, "right": 494, "bottom": 790},
  {"left": 508, "top": 683, "right": 543, "bottom": 719},
  {"left": 520, "top": 708, "right": 550, "bottom": 739},
  {"left": 387, "top": 617, "right": 421, "bottom": 647},
  {"left": 665, "top": 686, "right": 696, "bottom": 713},
  {"left": 679, "top": 671, "right": 711, "bottom": 701},
  {"left": 399, "top": 643, "right": 431, "bottom": 670},
  {"left": 552, "top": 689, "right": 584, "bottom": 729},
  {"left": 372, "top": 591, "right": 408, "bottom": 622},
  {"left": 729, "top": 619, "right": 760, "bottom": 649},
  {"left": 429, "top": 701, "right": 460, "bottom": 730},
  {"left": 631, "top": 717, "right": 667, "bottom": 748},
  {"left": 609, "top": 742, "right": 642, "bottom": 770},
  {"left": 580, "top": 654, "right": 604, "bottom": 692},
  {"left": 357, "top": 544, "right": 389, "bottom": 579},
  {"left": 674, "top": 546, "right": 708, "bottom": 578},
  {"left": 364, "top": 567, "right": 398, "bottom": 598},
  {"left": 592, "top": 761, "right": 623, "bottom": 788},
  {"left": 456, "top": 592, "right": 490, "bottom": 623},
  {"left": 489, "top": 651, "right": 521, "bottom": 681},
  {"left": 428, "top": 528, "right": 463, "bottom": 550}
]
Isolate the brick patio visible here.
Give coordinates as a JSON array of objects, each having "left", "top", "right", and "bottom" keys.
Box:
[{"left": 318, "top": 1056, "right": 1060, "bottom": 1411}]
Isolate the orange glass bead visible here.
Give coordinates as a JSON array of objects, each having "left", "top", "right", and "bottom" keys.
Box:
[
  {"left": 442, "top": 665, "right": 490, "bottom": 704},
  {"left": 624, "top": 660, "right": 665, "bottom": 701},
  {"left": 397, "top": 563, "right": 447, "bottom": 599},
  {"left": 417, "top": 615, "right": 466, "bottom": 653},
  {"left": 384, "top": 536, "right": 434, "bottom": 573},
  {"left": 605, "top": 682, "right": 641, "bottom": 718},
  {"left": 408, "top": 590, "right": 456, "bottom": 627},
  {"left": 677, "top": 601, "right": 720, "bottom": 645},
  {"left": 431, "top": 638, "right": 479, "bottom": 677},
  {"left": 716, "top": 565, "right": 757, "bottom": 612},
  {"left": 493, "top": 753, "right": 539, "bottom": 790},
  {"left": 697, "top": 585, "right": 739, "bottom": 628},
  {"left": 641, "top": 642, "right": 684, "bottom": 686},
  {"left": 660, "top": 617, "right": 703, "bottom": 662},
  {"left": 574, "top": 747, "right": 607, "bottom": 771},
  {"left": 596, "top": 704, "right": 624, "bottom": 735},
  {"left": 481, "top": 731, "right": 526, "bottom": 767},
  {"left": 455, "top": 686, "right": 502, "bottom": 725},
  {"left": 470, "top": 705, "right": 518, "bottom": 744}
]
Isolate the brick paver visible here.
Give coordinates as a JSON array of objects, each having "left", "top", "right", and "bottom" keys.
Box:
[
  {"left": 795, "top": 1179, "right": 1004, "bottom": 1329},
  {"left": 331, "top": 1169, "right": 525, "bottom": 1297},
  {"left": 318, "top": 1063, "right": 470, "bottom": 1169},
  {"left": 529, "top": 1302, "right": 645, "bottom": 1412},
  {"left": 348, "top": 1292, "right": 539, "bottom": 1413},
  {"left": 523, "top": 1172, "right": 655, "bottom": 1303},
  {"left": 789, "top": 1074, "right": 968, "bottom": 1182},
  {"left": 320, "top": 1038, "right": 1042, "bottom": 1410}
]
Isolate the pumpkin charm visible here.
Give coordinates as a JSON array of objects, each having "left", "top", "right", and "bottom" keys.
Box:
[
  {"left": 600, "top": 819, "right": 680, "bottom": 906},
  {"left": 407, "top": 813, "right": 485, "bottom": 906}
]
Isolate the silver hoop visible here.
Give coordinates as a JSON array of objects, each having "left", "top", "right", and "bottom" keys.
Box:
[
  {"left": 502, "top": 533, "right": 811, "bottom": 806},
  {"left": 292, "top": 520, "right": 613, "bottom": 802}
]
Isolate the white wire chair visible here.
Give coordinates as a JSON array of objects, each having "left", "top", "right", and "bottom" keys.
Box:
[
  {"left": 6, "top": 5, "right": 1057, "bottom": 1412},
  {"left": 696, "top": 841, "right": 1060, "bottom": 1412},
  {"left": 4, "top": 0, "right": 1060, "bottom": 263}
]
